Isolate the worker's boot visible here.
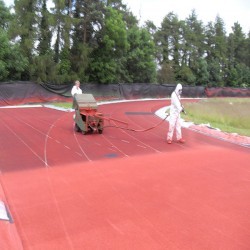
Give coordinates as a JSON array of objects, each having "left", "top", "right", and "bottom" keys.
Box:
[{"left": 177, "top": 138, "right": 185, "bottom": 143}]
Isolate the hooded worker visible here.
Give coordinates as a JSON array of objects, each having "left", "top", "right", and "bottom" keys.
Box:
[{"left": 167, "top": 83, "right": 185, "bottom": 144}]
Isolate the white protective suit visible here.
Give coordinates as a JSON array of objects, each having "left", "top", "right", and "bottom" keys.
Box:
[
  {"left": 71, "top": 85, "right": 82, "bottom": 96},
  {"left": 167, "top": 83, "right": 183, "bottom": 141},
  {"left": 71, "top": 82, "right": 83, "bottom": 120}
]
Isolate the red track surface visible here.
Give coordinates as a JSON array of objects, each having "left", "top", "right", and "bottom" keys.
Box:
[{"left": 0, "top": 100, "right": 250, "bottom": 249}]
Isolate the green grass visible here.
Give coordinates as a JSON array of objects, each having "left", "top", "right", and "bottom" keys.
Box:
[
  {"left": 183, "top": 98, "right": 250, "bottom": 137},
  {"left": 52, "top": 102, "right": 73, "bottom": 109}
]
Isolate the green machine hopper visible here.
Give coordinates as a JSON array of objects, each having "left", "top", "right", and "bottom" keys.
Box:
[{"left": 73, "top": 94, "right": 104, "bottom": 134}]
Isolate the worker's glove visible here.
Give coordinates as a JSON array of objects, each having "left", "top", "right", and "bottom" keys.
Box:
[{"left": 181, "top": 105, "right": 187, "bottom": 115}]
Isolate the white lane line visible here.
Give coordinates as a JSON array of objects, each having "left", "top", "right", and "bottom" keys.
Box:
[
  {"left": 11, "top": 114, "right": 52, "bottom": 137},
  {"left": 2, "top": 122, "right": 48, "bottom": 166},
  {"left": 108, "top": 147, "right": 117, "bottom": 152},
  {"left": 44, "top": 113, "right": 71, "bottom": 167},
  {"left": 111, "top": 120, "right": 161, "bottom": 154},
  {"left": 106, "top": 219, "right": 124, "bottom": 235},
  {"left": 73, "top": 125, "right": 92, "bottom": 162},
  {"left": 101, "top": 135, "right": 129, "bottom": 157},
  {"left": 5, "top": 111, "right": 78, "bottom": 165},
  {"left": 121, "top": 140, "right": 130, "bottom": 143},
  {"left": 75, "top": 152, "right": 82, "bottom": 157},
  {"left": 64, "top": 145, "right": 70, "bottom": 149},
  {"left": 137, "top": 144, "right": 147, "bottom": 149},
  {"left": 95, "top": 168, "right": 174, "bottom": 247},
  {"left": 105, "top": 105, "right": 162, "bottom": 154},
  {"left": 5, "top": 108, "right": 92, "bottom": 162},
  {"left": 44, "top": 124, "right": 56, "bottom": 167},
  {"left": 44, "top": 169, "right": 75, "bottom": 250}
]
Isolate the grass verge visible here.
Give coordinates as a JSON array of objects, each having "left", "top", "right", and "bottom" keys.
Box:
[
  {"left": 52, "top": 102, "right": 73, "bottom": 109},
  {"left": 183, "top": 98, "right": 250, "bottom": 137}
]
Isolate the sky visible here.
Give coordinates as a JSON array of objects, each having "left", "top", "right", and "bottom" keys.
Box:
[
  {"left": 124, "top": 0, "right": 250, "bottom": 34},
  {"left": 3, "top": 0, "right": 250, "bottom": 34}
]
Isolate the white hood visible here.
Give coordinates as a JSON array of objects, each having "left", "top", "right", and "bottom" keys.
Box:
[{"left": 175, "top": 83, "right": 182, "bottom": 93}]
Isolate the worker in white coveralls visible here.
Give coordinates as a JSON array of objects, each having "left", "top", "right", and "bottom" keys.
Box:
[
  {"left": 167, "top": 83, "right": 185, "bottom": 144},
  {"left": 71, "top": 80, "right": 82, "bottom": 96},
  {"left": 71, "top": 80, "right": 83, "bottom": 121}
]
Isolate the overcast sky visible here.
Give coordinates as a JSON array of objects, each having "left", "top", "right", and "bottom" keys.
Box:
[
  {"left": 125, "top": 0, "right": 250, "bottom": 34},
  {"left": 3, "top": 0, "right": 250, "bottom": 34}
]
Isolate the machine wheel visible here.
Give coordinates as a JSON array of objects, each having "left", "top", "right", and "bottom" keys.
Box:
[
  {"left": 89, "top": 126, "right": 94, "bottom": 133},
  {"left": 98, "top": 129, "right": 103, "bottom": 134},
  {"left": 74, "top": 123, "right": 81, "bottom": 132}
]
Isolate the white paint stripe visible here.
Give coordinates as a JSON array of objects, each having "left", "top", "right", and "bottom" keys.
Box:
[
  {"left": 106, "top": 219, "right": 124, "bottom": 235},
  {"left": 101, "top": 135, "right": 129, "bottom": 157},
  {"left": 108, "top": 147, "right": 117, "bottom": 152},
  {"left": 44, "top": 116, "right": 67, "bottom": 167},
  {"left": 73, "top": 124, "right": 92, "bottom": 162},
  {"left": 0, "top": 104, "right": 43, "bottom": 109},
  {"left": 2, "top": 122, "right": 48, "bottom": 166},
  {"left": 75, "top": 152, "right": 82, "bottom": 157},
  {"left": 115, "top": 122, "right": 161, "bottom": 153},
  {"left": 121, "top": 140, "right": 129, "bottom": 143}
]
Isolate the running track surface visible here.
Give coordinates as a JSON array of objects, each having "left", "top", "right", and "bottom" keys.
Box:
[{"left": 0, "top": 100, "right": 250, "bottom": 250}]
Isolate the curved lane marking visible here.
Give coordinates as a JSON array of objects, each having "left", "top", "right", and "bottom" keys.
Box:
[{"left": 1, "top": 121, "right": 48, "bottom": 166}]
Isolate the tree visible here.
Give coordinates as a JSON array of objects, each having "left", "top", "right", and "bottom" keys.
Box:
[
  {"left": 177, "top": 64, "right": 196, "bottom": 85},
  {"left": 226, "top": 63, "right": 250, "bottom": 87},
  {"left": 88, "top": 7, "right": 128, "bottom": 83},
  {"left": 226, "top": 23, "right": 248, "bottom": 86},
  {"left": 155, "top": 12, "right": 175, "bottom": 65},
  {"left": 105, "top": 0, "right": 138, "bottom": 28},
  {"left": 126, "top": 26, "right": 156, "bottom": 83},
  {"left": 30, "top": 54, "right": 57, "bottom": 83},
  {"left": 246, "top": 32, "right": 250, "bottom": 68},
  {"left": 1, "top": 0, "right": 249, "bottom": 86},
  {"left": 12, "top": 0, "right": 38, "bottom": 62},
  {"left": 204, "top": 16, "right": 227, "bottom": 86},
  {"left": 0, "top": 1, "right": 28, "bottom": 81},
  {"left": 0, "top": 28, "right": 28, "bottom": 80},
  {"left": 0, "top": 0, "right": 12, "bottom": 30},
  {"left": 207, "top": 58, "right": 223, "bottom": 86},
  {"left": 227, "top": 22, "right": 247, "bottom": 66},
  {"left": 37, "top": 0, "right": 52, "bottom": 55},
  {"left": 182, "top": 10, "right": 205, "bottom": 84},
  {"left": 50, "top": 0, "right": 75, "bottom": 83},
  {"left": 70, "top": 0, "right": 105, "bottom": 80},
  {"left": 195, "top": 58, "right": 209, "bottom": 85},
  {"left": 30, "top": 0, "right": 57, "bottom": 83},
  {"left": 157, "top": 62, "right": 175, "bottom": 84}
]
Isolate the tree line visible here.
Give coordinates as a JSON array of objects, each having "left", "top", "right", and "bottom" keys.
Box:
[{"left": 0, "top": 0, "right": 249, "bottom": 87}]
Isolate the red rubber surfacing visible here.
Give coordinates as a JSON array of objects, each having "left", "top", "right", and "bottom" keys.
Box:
[{"left": 0, "top": 100, "right": 250, "bottom": 249}]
